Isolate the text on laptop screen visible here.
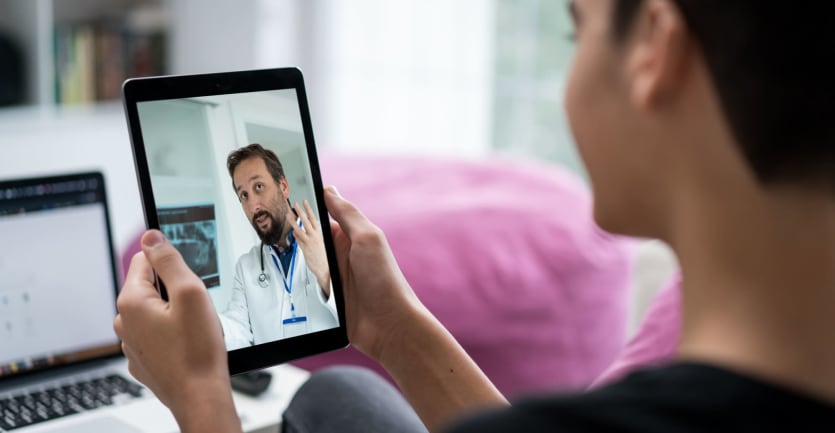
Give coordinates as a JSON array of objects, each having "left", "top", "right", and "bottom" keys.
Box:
[{"left": 0, "top": 173, "right": 120, "bottom": 378}]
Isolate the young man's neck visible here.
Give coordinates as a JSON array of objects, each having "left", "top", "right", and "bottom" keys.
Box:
[{"left": 672, "top": 182, "right": 835, "bottom": 402}]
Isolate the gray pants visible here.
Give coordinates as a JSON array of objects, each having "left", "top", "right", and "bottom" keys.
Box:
[{"left": 282, "top": 366, "right": 429, "bottom": 433}]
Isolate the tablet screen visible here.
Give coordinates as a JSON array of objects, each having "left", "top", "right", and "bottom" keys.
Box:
[{"left": 124, "top": 70, "right": 347, "bottom": 371}]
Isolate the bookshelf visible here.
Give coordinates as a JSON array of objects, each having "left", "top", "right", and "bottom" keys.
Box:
[{"left": 0, "top": 0, "right": 168, "bottom": 107}]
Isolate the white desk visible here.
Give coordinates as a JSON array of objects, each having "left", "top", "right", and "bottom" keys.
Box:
[{"left": 234, "top": 364, "right": 311, "bottom": 433}]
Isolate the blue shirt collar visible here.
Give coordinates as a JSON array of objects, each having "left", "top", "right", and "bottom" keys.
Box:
[{"left": 273, "top": 229, "right": 296, "bottom": 255}]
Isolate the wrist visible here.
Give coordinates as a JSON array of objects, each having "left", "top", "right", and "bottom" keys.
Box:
[
  {"left": 171, "top": 377, "right": 241, "bottom": 433},
  {"left": 317, "top": 269, "right": 330, "bottom": 297},
  {"left": 374, "top": 303, "right": 438, "bottom": 369}
]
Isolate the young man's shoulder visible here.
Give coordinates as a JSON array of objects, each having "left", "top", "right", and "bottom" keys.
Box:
[{"left": 447, "top": 363, "right": 835, "bottom": 433}]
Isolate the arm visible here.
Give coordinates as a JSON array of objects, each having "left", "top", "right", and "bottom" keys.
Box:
[
  {"left": 114, "top": 231, "right": 242, "bottom": 433},
  {"left": 324, "top": 187, "right": 508, "bottom": 433},
  {"left": 311, "top": 266, "right": 339, "bottom": 323},
  {"left": 380, "top": 305, "right": 508, "bottom": 433},
  {"left": 218, "top": 260, "right": 255, "bottom": 349}
]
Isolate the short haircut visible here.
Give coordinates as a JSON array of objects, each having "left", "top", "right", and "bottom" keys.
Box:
[
  {"left": 227, "top": 143, "right": 286, "bottom": 191},
  {"left": 613, "top": 1, "right": 835, "bottom": 192}
]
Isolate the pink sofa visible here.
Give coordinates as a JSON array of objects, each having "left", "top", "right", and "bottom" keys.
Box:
[
  {"left": 591, "top": 272, "right": 682, "bottom": 388},
  {"left": 123, "top": 155, "right": 638, "bottom": 398}
]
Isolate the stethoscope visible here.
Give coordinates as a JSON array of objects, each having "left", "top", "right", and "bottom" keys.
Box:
[
  {"left": 257, "top": 241, "right": 311, "bottom": 288},
  {"left": 257, "top": 239, "right": 305, "bottom": 289},
  {"left": 256, "top": 242, "right": 275, "bottom": 288}
]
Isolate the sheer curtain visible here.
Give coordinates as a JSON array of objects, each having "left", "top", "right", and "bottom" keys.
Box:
[
  {"left": 491, "top": 0, "right": 583, "bottom": 176},
  {"left": 253, "top": 0, "right": 582, "bottom": 175},
  {"left": 256, "top": 0, "right": 495, "bottom": 157}
]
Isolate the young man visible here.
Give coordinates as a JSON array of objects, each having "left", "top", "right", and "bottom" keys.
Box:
[
  {"left": 113, "top": 0, "right": 835, "bottom": 432},
  {"left": 220, "top": 144, "right": 338, "bottom": 349}
]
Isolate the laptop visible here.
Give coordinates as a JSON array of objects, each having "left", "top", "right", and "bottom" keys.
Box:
[{"left": 0, "top": 172, "right": 179, "bottom": 433}]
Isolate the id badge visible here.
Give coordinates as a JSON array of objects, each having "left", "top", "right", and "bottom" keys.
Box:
[
  {"left": 282, "top": 315, "right": 308, "bottom": 339},
  {"left": 283, "top": 316, "right": 308, "bottom": 325}
]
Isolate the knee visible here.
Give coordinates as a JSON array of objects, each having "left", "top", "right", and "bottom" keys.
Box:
[
  {"left": 309, "top": 365, "right": 386, "bottom": 388},
  {"left": 282, "top": 366, "right": 396, "bottom": 433},
  {"left": 293, "top": 365, "right": 389, "bottom": 404}
]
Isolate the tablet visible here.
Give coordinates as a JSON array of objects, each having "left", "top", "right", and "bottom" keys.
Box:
[{"left": 122, "top": 68, "right": 348, "bottom": 374}]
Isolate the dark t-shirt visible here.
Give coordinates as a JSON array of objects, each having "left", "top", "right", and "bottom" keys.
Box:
[{"left": 447, "top": 363, "right": 835, "bottom": 433}]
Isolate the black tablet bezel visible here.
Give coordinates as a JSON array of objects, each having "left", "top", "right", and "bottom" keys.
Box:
[{"left": 122, "top": 68, "right": 349, "bottom": 375}]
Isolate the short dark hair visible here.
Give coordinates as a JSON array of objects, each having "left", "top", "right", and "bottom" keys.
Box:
[
  {"left": 613, "top": 1, "right": 835, "bottom": 192},
  {"left": 227, "top": 144, "right": 286, "bottom": 191}
]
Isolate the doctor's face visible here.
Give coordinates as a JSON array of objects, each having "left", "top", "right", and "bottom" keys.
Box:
[{"left": 232, "top": 156, "right": 293, "bottom": 245}]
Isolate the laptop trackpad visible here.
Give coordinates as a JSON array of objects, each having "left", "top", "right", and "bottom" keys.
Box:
[{"left": 41, "top": 417, "right": 144, "bottom": 433}]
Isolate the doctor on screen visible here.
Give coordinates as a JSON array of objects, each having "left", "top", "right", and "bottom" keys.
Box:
[{"left": 219, "top": 144, "right": 338, "bottom": 350}]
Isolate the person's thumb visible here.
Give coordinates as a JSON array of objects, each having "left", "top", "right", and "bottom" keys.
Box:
[
  {"left": 324, "top": 186, "right": 371, "bottom": 239},
  {"left": 141, "top": 230, "right": 206, "bottom": 304}
]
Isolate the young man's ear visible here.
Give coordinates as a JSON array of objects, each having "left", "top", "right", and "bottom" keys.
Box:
[{"left": 625, "top": 0, "right": 691, "bottom": 111}]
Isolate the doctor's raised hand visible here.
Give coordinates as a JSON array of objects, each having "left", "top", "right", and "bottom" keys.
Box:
[
  {"left": 288, "top": 199, "right": 330, "bottom": 297},
  {"left": 113, "top": 230, "right": 242, "bottom": 433}
]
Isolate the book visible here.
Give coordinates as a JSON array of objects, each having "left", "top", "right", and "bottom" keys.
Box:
[{"left": 53, "top": 6, "right": 167, "bottom": 105}]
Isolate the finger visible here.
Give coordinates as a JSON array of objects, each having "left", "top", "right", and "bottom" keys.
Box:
[
  {"left": 117, "top": 251, "right": 164, "bottom": 313},
  {"left": 286, "top": 210, "right": 307, "bottom": 242},
  {"left": 328, "top": 219, "right": 351, "bottom": 289},
  {"left": 323, "top": 186, "right": 375, "bottom": 239},
  {"left": 303, "top": 200, "right": 319, "bottom": 231},
  {"left": 121, "top": 341, "right": 137, "bottom": 365},
  {"left": 113, "top": 315, "right": 124, "bottom": 339},
  {"left": 126, "top": 251, "right": 156, "bottom": 286},
  {"left": 329, "top": 219, "right": 341, "bottom": 236},
  {"left": 295, "top": 201, "right": 313, "bottom": 233},
  {"left": 121, "top": 343, "right": 148, "bottom": 384},
  {"left": 329, "top": 220, "right": 350, "bottom": 259},
  {"left": 140, "top": 230, "right": 206, "bottom": 304}
]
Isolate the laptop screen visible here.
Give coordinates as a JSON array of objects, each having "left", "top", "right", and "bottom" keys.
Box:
[{"left": 0, "top": 172, "right": 121, "bottom": 379}]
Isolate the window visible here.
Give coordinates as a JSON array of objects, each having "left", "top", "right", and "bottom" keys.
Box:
[
  {"left": 492, "top": 0, "right": 584, "bottom": 177},
  {"left": 254, "top": 0, "right": 584, "bottom": 176}
]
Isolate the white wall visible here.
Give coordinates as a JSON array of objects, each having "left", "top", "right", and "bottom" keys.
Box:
[
  {"left": 168, "top": 0, "right": 258, "bottom": 75},
  {"left": 0, "top": 104, "right": 145, "bottom": 277}
]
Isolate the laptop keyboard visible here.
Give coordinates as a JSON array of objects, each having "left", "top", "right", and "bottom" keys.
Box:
[{"left": 0, "top": 374, "right": 145, "bottom": 431}]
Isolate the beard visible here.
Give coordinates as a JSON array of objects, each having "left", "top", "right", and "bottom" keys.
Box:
[{"left": 251, "top": 209, "right": 286, "bottom": 246}]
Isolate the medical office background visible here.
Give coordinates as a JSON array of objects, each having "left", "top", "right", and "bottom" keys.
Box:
[{"left": 0, "top": 0, "right": 675, "bottom": 334}]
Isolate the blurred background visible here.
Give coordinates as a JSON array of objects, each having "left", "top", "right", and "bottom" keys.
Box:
[
  {"left": 0, "top": 0, "right": 580, "bottom": 163},
  {"left": 0, "top": 0, "right": 581, "bottom": 250},
  {"left": 0, "top": 0, "right": 675, "bottom": 335}
]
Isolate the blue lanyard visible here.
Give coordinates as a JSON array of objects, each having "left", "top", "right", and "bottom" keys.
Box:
[
  {"left": 271, "top": 242, "right": 297, "bottom": 296},
  {"left": 271, "top": 242, "right": 302, "bottom": 322}
]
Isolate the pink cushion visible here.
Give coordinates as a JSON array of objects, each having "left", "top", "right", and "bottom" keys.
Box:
[
  {"left": 590, "top": 272, "right": 682, "bottom": 388},
  {"left": 122, "top": 155, "right": 638, "bottom": 397},
  {"left": 294, "top": 155, "right": 637, "bottom": 396}
]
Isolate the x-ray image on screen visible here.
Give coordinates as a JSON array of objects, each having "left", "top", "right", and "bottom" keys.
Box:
[{"left": 158, "top": 204, "right": 220, "bottom": 289}]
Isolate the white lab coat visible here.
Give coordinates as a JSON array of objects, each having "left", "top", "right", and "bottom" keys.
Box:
[{"left": 219, "top": 243, "right": 339, "bottom": 350}]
